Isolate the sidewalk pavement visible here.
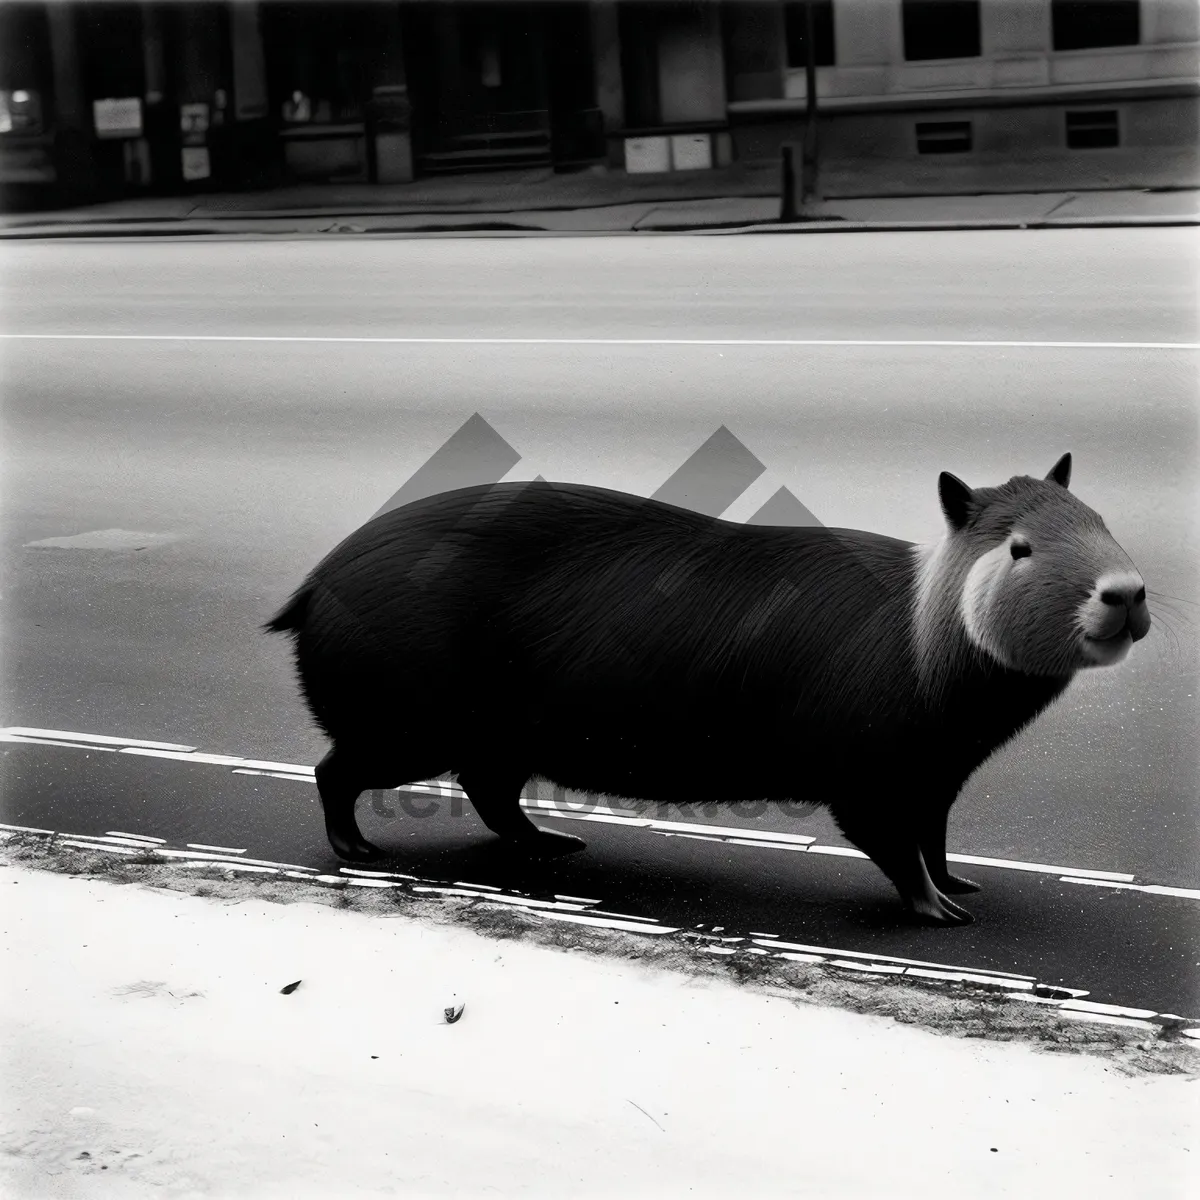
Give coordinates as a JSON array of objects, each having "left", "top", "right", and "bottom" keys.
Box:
[
  {"left": 1, "top": 163, "right": 1196, "bottom": 238},
  {"left": 2, "top": 848, "right": 1196, "bottom": 1200}
]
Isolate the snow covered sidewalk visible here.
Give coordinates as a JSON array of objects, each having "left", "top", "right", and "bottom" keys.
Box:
[{"left": 2, "top": 856, "right": 1196, "bottom": 1199}]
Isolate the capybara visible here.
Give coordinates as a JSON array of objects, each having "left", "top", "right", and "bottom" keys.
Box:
[{"left": 266, "top": 453, "right": 1149, "bottom": 925}]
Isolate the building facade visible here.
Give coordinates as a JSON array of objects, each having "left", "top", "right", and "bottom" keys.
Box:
[{"left": 1, "top": 0, "right": 1197, "bottom": 207}]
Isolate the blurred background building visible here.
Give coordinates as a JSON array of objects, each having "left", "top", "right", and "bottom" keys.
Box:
[{"left": 1, "top": 0, "right": 1197, "bottom": 207}]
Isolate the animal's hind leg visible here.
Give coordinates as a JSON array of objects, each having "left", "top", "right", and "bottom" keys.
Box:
[
  {"left": 831, "top": 804, "right": 973, "bottom": 927},
  {"left": 314, "top": 746, "right": 382, "bottom": 863},
  {"left": 457, "top": 766, "right": 586, "bottom": 857},
  {"left": 917, "top": 794, "right": 980, "bottom": 895}
]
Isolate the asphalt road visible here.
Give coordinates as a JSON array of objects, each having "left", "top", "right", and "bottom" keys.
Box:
[{"left": 2, "top": 228, "right": 1197, "bottom": 1015}]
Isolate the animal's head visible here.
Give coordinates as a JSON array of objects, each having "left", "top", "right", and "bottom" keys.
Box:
[{"left": 935, "top": 453, "right": 1150, "bottom": 676}]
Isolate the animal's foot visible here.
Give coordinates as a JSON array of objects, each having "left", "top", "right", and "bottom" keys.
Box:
[
  {"left": 905, "top": 892, "right": 974, "bottom": 927},
  {"left": 329, "top": 833, "right": 385, "bottom": 863},
  {"left": 508, "top": 827, "right": 588, "bottom": 857},
  {"left": 938, "top": 873, "right": 981, "bottom": 894}
]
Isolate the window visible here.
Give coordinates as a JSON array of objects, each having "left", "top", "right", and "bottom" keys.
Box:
[
  {"left": 902, "top": 0, "right": 981, "bottom": 61},
  {"left": 915, "top": 120, "right": 973, "bottom": 153},
  {"left": 1052, "top": 1, "right": 1141, "bottom": 51},
  {"left": 265, "top": 2, "right": 368, "bottom": 126},
  {"left": 784, "top": 1, "right": 836, "bottom": 69},
  {"left": 1066, "top": 109, "right": 1120, "bottom": 148}
]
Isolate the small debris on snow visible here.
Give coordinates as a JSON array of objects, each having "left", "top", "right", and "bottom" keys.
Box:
[
  {"left": 445, "top": 1000, "right": 466, "bottom": 1024},
  {"left": 280, "top": 980, "right": 302, "bottom": 995}
]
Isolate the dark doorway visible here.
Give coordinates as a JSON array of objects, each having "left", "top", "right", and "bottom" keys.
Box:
[{"left": 405, "top": 0, "right": 602, "bottom": 176}]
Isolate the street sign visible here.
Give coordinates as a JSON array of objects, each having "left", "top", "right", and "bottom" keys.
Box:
[
  {"left": 181, "top": 146, "right": 211, "bottom": 181},
  {"left": 93, "top": 97, "right": 143, "bottom": 140}
]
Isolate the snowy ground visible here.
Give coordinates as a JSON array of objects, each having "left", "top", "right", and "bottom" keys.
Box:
[{"left": 2, "top": 843, "right": 1197, "bottom": 1199}]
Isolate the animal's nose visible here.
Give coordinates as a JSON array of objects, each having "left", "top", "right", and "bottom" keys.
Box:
[{"left": 1100, "top": 580, "right": 1150, "bottom": 642}]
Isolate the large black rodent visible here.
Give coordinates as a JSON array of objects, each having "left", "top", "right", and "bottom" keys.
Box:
[{"left": 266, "top": 453, "right": 1150, "bottom": 925}]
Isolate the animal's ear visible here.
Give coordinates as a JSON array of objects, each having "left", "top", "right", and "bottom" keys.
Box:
[
  {"left": 938, "top": 471, "right": 975, "bottom": 532},
  {"left": 1046, "top": 453, "right": 1072, "bottom": 489}
]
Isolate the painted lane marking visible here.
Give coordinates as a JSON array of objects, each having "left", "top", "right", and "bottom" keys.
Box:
[
  {"left": 948, "top": 853, "right": 1134, "bottom": 883},
  {"left": 3, "top": 727, "right": 197, "bottom": 752},
  {"left": 106, "top": 831, "right": 166, "bottom": 844},
  {"left": 234, "top": 769, "right": 314, "bottom": 783},
  {"left": 1058, "top": 1010, "right": 1160, "bottom": 1032},
  {"left": 1, "top": 733, "right": 119, "bottom": 751},
  {"left": 0, "top": 822, "right": 56, "bottom": 835},
  {"left": 338, "top": 867, "right": 423, "bottom": 881},
  {"left": 905, "top": 967, "right": 1035, "bottom": 989},
  {"left": 3, "top": 333, "right": 1198, "bottom": 351},
  {"left": 57, "top": 839, "right": 140, "bottom": 855},
  {"left": 534, "top": 910, "right": 681, "bottom": 935},
  {"left": 187, "top": 843, "right": 247, "bottom": 855},
  {"left": 1058, "top": 998, "right": 1159, "bottom": 1020},
  {"left": 411, "top": 885, "right": 591, "bottom": 912},
  {"left": 590, "top": 910, "right": 662, "bottom": 922},
  {"left": 144, "top": 848, "right": 318, "bottom": 872},
  {"left": 1, "top": 726, "right": 1184, "bottom": 895},
  {"left": 751, "top": 938, "right": 1038, "bottom": 981},
  {"left": 831, "top": 959, "right": 907, "bottom": 975},
  {"left": 556, "top": 894, "right": 602, "bottom": 905},
  {"left": 89, "top": 836, "right": 166, "bottom": 848},
  {"left": 121, "top": 748, "right": 249, "bottom": 766}
]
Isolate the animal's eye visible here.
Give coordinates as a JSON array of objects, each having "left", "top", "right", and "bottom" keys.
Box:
[{"left": 1010, "top": 540, "right": 1032, "bottom": 560}]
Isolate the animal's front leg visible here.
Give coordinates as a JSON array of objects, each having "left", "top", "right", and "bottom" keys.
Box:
[{"left": 832, "top": 801, "right": 974, "bottom": 926}]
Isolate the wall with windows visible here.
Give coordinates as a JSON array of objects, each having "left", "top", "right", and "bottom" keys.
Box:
[
  {"left": 727, "top": 0, "right": 1199, "bottom": 192},
  {"left": 771, "top": 0, "right": 1199, "bottom": 104}
]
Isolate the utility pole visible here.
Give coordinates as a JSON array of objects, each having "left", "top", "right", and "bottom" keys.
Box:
[{"left": 780, "top": 0, "right": 820, "bottom": 221}]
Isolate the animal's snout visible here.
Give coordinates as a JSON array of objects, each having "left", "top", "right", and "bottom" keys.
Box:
[{"left": 1095, "top": 575, "right": 1151, "bottom": 643}]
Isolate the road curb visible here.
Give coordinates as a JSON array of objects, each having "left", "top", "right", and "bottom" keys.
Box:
[{"left": 1, "top": 214, "right": 1196, "bottom": 240}]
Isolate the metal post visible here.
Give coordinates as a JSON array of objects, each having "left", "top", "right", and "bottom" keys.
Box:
[
  {"left": 780, "top": 143, "right": 797, "bottom": 222},
  {"left": 801, "top": 0, "right": 820, "bottom": 203}
]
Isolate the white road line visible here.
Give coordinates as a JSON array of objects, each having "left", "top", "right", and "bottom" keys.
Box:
[
  {"left": 0, "top": 733, "right": 119, "bottom": 751},
  {"left": 233, "top": 769, "right": 315, "bottom": 782},
  {"left": 1058, "top": 1010, "right": 1160, "bottom": 1032},
  {"left": 88, "top": 835, "right": 165, "bottom": 848},
  {"left": 751, "top": 937, "right": 1039, "bottom": 980},
  {"left": 3, "top": 727, "right": 197, "bottom": 752},
  {"left": 187, "top": 843, "right": 247, "bottom": 855},
  {"left": 106, "top": 832, "right": 166, "bottom": 844},
  {"left": 338, "top": 867, "right": 422, "bottom": 881},
  {"left": 410, "top": 885, "right": 590, "bottom": 912},
  {"left": 1059, "top": 998, "right": 1159, "bottom": 1019},
  {"left": 2, "top": 725, "right": 1187, "bottom": 895},
  {"left": 535, "top": 910, "right": 681, "bottom": 934},
  {"left": 1, "top": 334, "right": 1197, "bottom": 350},
  {"left": 120, "top": 748, "right": 246, "bottom": 765},
  {"left": 57, "top": 839, "right": 140, "bottom": 855}
]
